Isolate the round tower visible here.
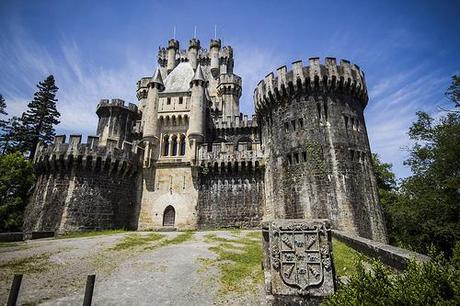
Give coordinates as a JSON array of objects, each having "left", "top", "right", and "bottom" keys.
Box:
[
  {"left": 96, "top": 98, "right": 139, "bottom": 148},
  {"left": 217, "top": 74, "right": 242, "bottom": 120},
  {"left": 210, "top": 39, "right": 221, "bottom": 77},
  {"left": 167, "top": 39, "right": 179, "bottom": 73},
  {"left": 188, "top": 38, "right": 200, "bottom": 70},
  {"left": 254, "top": 57, "right": 387, "bottom": 243},
  {"left": 188, "top": 64, "right": 206, "bottom": 142}
]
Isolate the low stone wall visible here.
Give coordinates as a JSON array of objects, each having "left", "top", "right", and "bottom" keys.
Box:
[
  {"left": 332, "top": 230, "right": 430, "bottom": 271},
  {"left": 0, "top": 232, "right": 24, "bottom": 242}
]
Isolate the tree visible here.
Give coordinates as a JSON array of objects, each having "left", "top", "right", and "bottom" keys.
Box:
[
  {"left": 0, "top": 152, "right": 35, "bottom": 232},
  {"left": 445, "top": 75, "right": 460, "bottom": 110},
  {"left": 0, "top": 94, "right": 8, "bottom": 129},
  {"left": 0, "top": 117, "right": 26, "bottom": 154},
  {"left": 371, "top": 154, "right": 400, "bottom": 244},
  {"left": 21, "top": 75, "right": 60, "bottom": 159}
]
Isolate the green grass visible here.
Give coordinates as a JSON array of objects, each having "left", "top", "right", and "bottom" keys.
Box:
[
  {"left": 159, "top": 231, "right": 194, "bottom": 246},
  {"left": 111, "top": 233, "right": 165, "bottom": 251},
  {"left": 57, "top": 229, "right": 128, "bottom": 239},
  {"left": 332, "top": 238, "right": 365, "bottom": 277},
  {"left": 0, "top": 253, "right": 53, "bottom": 274},
  {"left": 205, "top": 231, "right": 263, "bottom": 296}
]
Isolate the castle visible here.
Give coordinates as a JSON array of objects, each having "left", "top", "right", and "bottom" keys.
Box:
[{"left": 23, "top": 37, "right": 387, "bottom": 242}]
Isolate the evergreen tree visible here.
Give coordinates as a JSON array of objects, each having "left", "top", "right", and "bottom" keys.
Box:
[
  {"left": 0, "top": 117, "right": 25, "bottom": 154},
  {"left": 21, "top": 75, "right": 60, "bottom": 159},
  {"left": 0, "top": 94, "right": 8, "bottom": 129}
]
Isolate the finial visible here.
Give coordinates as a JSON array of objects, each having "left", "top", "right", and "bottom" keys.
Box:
[
  {"left": 194, "top": 26, "right": 197, "bottom": 39},
  {"left": 173, "top": 26, "right": 176, "bottom": 39},
  {"left": 214, "top": 25, "right": 217, "bottom": 39}
]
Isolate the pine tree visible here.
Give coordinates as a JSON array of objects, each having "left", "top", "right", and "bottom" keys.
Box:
[
  {"left": 21, "top": 75, "right": 60, "bottom": 159},
  {"left": 0, "top": 94, "right": 8, "bottom": 129},
  {"left": 0, "top": 117, "right": 25, "bottom": 154}
]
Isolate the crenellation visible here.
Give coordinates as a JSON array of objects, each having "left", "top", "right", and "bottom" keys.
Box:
[{"left": 25, "top": 37, "right": 386, "bottom": 241}]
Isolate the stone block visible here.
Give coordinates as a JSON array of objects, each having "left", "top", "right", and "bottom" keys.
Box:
[{"left": 262, "top": 219, "right": 335, "bottom": 305}]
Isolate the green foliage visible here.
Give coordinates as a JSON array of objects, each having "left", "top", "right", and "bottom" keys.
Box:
[
  {"left": 57, "top": 229, "right": 128, "bottom": 239},
  {"left": 0, "top": 94, "right": 7, "bottom": 128},
  {"left": 0, "top": 116, "right": 26, "bottom": 154},
  {"left": 21, "top": 75, "right": 60, "bottom": 159},
  {"left": 445, "top": 75, "right": 459, "bottom": 109},
  {"left": 0, "top": 152, "right": 35, "bottom": 231},
  {"left": 388, "top": 110, "right": 460, "bottom": 256},
  {"left": 324, "top": 253, "right": 460, "bottom": 306}
]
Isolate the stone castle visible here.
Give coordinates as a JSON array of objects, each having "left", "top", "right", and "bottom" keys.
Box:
[{"left": 24, "top": 37, "right": 387, "bottom": 242}]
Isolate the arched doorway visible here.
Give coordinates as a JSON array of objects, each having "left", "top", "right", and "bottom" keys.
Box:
[{"left": 163, "top": 206, "right": 175, "bottom": 227}]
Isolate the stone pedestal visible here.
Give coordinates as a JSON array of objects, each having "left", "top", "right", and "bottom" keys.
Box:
[{"left": 262, "top": 219, "right": 336, "bottom": 305}]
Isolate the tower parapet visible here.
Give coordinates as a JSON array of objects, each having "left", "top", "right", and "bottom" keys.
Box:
[
  {"left": 96, "top": 98, "right": 139, "bottom": 148},
  {"left": 254, "top": 57, "right": 368, "bottom": 119}
]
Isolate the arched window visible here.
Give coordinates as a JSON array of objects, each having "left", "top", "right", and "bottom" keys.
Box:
[
  {"left": 179, "top": 134, "right": 186, "bottom": 155},
  {"left": 163, "top": 135, "right": 169, "bottom": 156},
  {"left": 171, "top": 135, "right": 178, "bottom": 156}
]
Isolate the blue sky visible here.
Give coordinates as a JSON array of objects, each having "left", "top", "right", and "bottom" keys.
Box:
[{"left": 0, "top": 0, "right": 459, "bottom": 178}]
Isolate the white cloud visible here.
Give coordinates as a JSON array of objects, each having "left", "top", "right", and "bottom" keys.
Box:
[{"left": 0, "top": 27, "right": 149, "bottom": 139}]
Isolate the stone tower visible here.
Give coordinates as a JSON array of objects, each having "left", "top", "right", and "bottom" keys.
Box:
[
  {"left": 254, "top": 57, "right": 387, "bottom": 242},
  {"left": 24, "top": 36, "right": 387, "bottom": 243}
]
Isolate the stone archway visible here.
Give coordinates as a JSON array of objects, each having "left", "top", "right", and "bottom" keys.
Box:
[{"left": 163, "top": 205, "right": 175, "bottom": 227}]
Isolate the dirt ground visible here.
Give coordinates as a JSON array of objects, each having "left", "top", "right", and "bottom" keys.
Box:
[{"left": 0, "top": 230, "right": 265, "bottom": 306}]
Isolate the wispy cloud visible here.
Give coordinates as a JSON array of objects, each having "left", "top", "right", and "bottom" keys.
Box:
[
  {"left": 0, "top": 26, "right": 147, "bottom": 137},
  {"left": 366, "top": 67, "right": 450, "bottom": 178}
]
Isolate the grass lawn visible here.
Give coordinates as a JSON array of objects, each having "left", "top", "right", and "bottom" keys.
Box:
[{"left": 57, "top": 229, "right": 128, "bottom": 239}]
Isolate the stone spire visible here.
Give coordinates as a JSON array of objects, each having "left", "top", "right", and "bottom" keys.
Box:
[{"left": 192, "top": 64, "right": 205, "bottom": 83}]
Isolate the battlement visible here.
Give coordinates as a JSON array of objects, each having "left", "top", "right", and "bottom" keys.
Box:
[
  {"left": 96, "top": 98, "right": 138, "bottom": 113},
  {"left": 136, "top": 77, "right": 151, "bottom": 100},
  {"left": 33, "top": 135, "right": 140, "bottom": 176},
  {"left": 218, "top": 74, "right": 242, "bottom": 87},
  {"left": 212, "top": 114, "right": 258, "bottom": 129},
  {"left": 198, "top": 142, "right": 264, "bottom": 173},
  {"left": 254, "top": 57, "right": 368, "bottom": 114}
]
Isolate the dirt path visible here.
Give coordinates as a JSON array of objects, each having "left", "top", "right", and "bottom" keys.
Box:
[{"left": 0, "top": 231, "right": 264, "bottom": 306}]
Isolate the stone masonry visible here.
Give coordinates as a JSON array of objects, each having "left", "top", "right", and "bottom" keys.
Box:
[{"left": 24, "top": 37, "right": 387, "bottom": 242}]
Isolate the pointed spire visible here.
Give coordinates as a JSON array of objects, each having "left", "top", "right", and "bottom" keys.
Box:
[
  {"left": 152, "top": 67, "right": 164, "bottom": 85},
  {"left": 192, "top": 64, "right": 205, "bottom": 82},
  {"left": 150, "top": 67, "right": 165, "bottom": 91}
]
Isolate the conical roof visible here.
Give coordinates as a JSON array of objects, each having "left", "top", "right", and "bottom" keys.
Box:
[
  {"left": 192, "top": 64, "right": 205, "bottom": 82},
  {"left": 152, "top": 67, "right": 164, "bottom": 86}
]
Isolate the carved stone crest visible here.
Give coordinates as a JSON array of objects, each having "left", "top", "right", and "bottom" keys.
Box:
[{"left": 262, "top": 219, "right": 335, "bottom": 302}]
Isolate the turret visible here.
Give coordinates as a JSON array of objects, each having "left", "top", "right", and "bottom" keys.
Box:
[
  {"left": 217, "top": 74, "right": 242, "bottom": 120},
  {"left": 210, "top": 39, "right": 221, "bottom": 77},
  {"left": 188, "top": 38, "right": 200, "bottom": 70},
  {"left": 167, "top": 39, "right": 179, "bottom": 73},
  {"left": 96, "top": 99, "right": 139, "bottom": 148},
  {"left": 142, "top": 68, "right": 165, "bottom": 167},
  {"left": 143, "top": 68, "right": 164, "bottom": 142},
  {"left": 188, "top": 64, "right": 206, "bottom": 142}
]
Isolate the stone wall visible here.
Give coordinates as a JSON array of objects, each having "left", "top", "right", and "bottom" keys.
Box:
[
  {"left": 23, "top": 169, "right": 137, "bottom": 233},
  {"left": 197, "top": 170, "right": 264, "bottom": 228},
  {"left": 255, "top": 58, "right": 387, "bottom": 242}
]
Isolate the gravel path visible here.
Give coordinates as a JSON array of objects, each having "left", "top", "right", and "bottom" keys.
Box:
[{"left": 0, "top": 230, "right": 263, "bottom": 306}]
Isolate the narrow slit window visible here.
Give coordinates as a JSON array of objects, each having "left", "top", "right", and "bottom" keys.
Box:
[
  {"left": 287, "top": 154, "right": 292, "bottom": 166},
  {"left": 292, "top": 120, "right": 296, "bottom": 130},
  {"left": 179, "top": 97, "right": 183, "bottom": 104},
  {"left": 344, "top": 115, "right": 349, "bottom": 130},
  {"left": 317, "top": 103, "right": 322, "bottom": 121},
  {"left": 323, "top": 102, "right": 328, "bottom": 122},
  {"left": 302, "top": 151, "right": 307, "bottom": 161},
  {"left": 284, "top": 122, "right": 289, "bottom": 132},
  {"left": 167, "top": 97, "right": 171, "bottom": 105},
  {"left": 294, "top": 153, "right": 299, "bottom": 164},
  {"left": 299, "top": 118, "right": 304, "bottom": 128}
]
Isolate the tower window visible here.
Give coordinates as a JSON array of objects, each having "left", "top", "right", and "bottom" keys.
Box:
[
  {"left": 179, "top": 97, "right": 183, "bottom": 104},
  {"left": 302, "top": 151, "right": 307, "bottom": 162},
  {"left": 287, "top": 154, "right": 292, "bottom": 166},
  {"left": 291, "top": 120, "right": 296, "bottom": 131},
  {"left": 294, "top": 153, "right": 299, "bottom": 163},
  {"left": 299, "top": 118, "right": 304, "bottom": 128},
  {"left": 163, "top": 135, "right": 169, "bottom": 156},
  {"left": 284, "top": 122, "right": 289, "bottom": 132},
  {"left": 167, "top": 97, "right": 171, "bottom": 105}
]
